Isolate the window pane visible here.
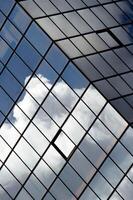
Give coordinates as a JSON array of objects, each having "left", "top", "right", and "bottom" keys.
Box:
[
  {"left": 59, "top": 164, "right": 86, "bottom": 197},
  {"left": 9, "top": 4, "right": 31, "bottom": 33},
  {"left": 26, "top": 22, "right": 52, "bottom": 55},
  {"left": 16, "top": 38, "right": 41, "bottom": 70}
]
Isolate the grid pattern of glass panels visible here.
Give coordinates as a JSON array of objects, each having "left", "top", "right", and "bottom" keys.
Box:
[
  {"left": 0, "top": 0, "right": 133, "bottom": 200},
  {"left": 19, "top": 0, "right": 133, "bottom": 124}
]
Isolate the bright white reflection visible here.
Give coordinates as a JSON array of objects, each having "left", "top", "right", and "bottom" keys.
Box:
[{"left": 0, "top": 74, "right": 129, "bottom": 199}]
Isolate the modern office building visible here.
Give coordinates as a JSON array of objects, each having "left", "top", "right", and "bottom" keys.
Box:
[{"left": 0, "top": 0, "right": 133, "bottom": 199}]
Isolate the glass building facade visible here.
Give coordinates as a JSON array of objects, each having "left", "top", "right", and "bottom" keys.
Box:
[{"left": 0, "top": 0, "right": 133, "bottom": 199}]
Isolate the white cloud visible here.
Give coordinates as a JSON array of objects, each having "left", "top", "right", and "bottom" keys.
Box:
[{"left": 0, "top": 74, "right": 130, "bottom": 199}]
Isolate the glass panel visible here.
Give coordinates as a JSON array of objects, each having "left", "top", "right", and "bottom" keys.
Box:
[
  {"left": 89, "top": 119, "right": 117, "bottom": 153},
  {"left": 0, "top": 112, "right": 5, "bottom": 126},
  {"left": 87, "top": 53, "right": 116, "bottom": 77},
  {"left": 110, "top": 142, "right": 133, "bottom": 172},
  {"left": 101, "top": 50, "right": 129, "bottom": 73},
  {"left": 82, "top": 0, "right": 99, "bottom": 6},
  {"left": 108, "top": 76, "right": 132, "bottom": 95},
  {"left": 90, "top": 172, "right": 113, "bottom": 199},
  {"left": 1, "top": 20, "right": 22, "bottom": 49},
  {"left": 14, "top": 138, "right": 39, "bottom": 170},
  {"left": 0, "top": 186, "right": 12, "bottom": 200},
  {"left": 114, "top": 47, "right": 133, "bottom": 70},
  {"left": 67, "top": 0, "right": 86, "bottom": 9},
  {"left": 52, "top": 78, "right": 79, "bottom": 111},
  {"left": 100, "top": 157, "right": 123, "bottom": 187},
  {"left": 0, "top": 0, "right": 15, "bottom": 16},
  {"left": 0, "top": 61, "right": 4, "bottom": 73},
  {"left": 17, "top": 90, "right": 39, "bottom": 119},
  {"left": 82, "top": 85, "right": 106, "bottom": 115},
  {"left": 0, "top": 68, "right": 22, "bottom": 101},
  {"left": 7, "top": 53, "right": 32, "bottom": 85},
  {"left": 91, "top": 6, "right": 118, "bottom": 27},
  {"left": 62, "top": 62, "right": 89, "bottom": 95},
  {"left": 80, "top": 187, "right": 99, "bottom": 200},
  {"left": 51, "top": 15, "right": 78, "bottom": 37},
  {"left": 0, "top": 166, "right": 21, "bottom": 198},
  {"left": 7, "top": 105, "right": 30, "bottom": 133},
  {"left": 72, "top": 100, "right": 95, "bottom": 130},
  {"left": 127, "top": 167, "right": 133, "bottom": 182},
  {"left": 70, "top": 149, "right": 96, "bottom": 182},
  {"left": 42, "top": 92, "right": 68, "bottom": 126},
  {"left": 117, "top": 177, "right": 133, "bottom": 200},
  {"left": 37, "top": 17, "right": 65, "bottom": 40},
  {"left": 45, "top": 44, "right": 68, "bottom": 73},
  {"left": 59, "top": 164, "right": 86, "bottom": 197},
  {"left": 1, "top": 120, "right": 20, "bottom": 148},
  {"left": 73, "top": 57, "right": 102, "bottom": 81},
  {"left": 9, "top": 4, "right": 31, "bottom": 33},
  {"left": 125, "top": 95, "right": 133, "bottom": 107},
  {"left": 121, "top": 127, "right": 133, "bottom": 155},
  {"left": 85, "top": 33, "right": 108, "bottom": 51},
  {"left": 111, "top": 98, "right": 133, "bottom": 123},
  {"left": 94, "top": 79, "right": 120, "bottom": 99},
  {"left": 51, "top": 0, "right": 72, "bottom": 12},
  {"left": 5, "top": 152, "right": 30, "bottom": 184},
  {"left": 0, "top": 137, "right": 11, "bottom": 163},
  {"left": 43, "top": 145, "right": 65, "bottom": 174},
  {"left": 33, "top": 107, "right": 59, "bottom": 141},
  {"left": 35, "top": 0, "right": 58, "bottom": 15},
  {"left": 25, "top": 75, "right": 49, "bottom": 104},
  {"left": 78, "top": 9, "right": 105, "bottom": 30},
  {"left": 36, "top": 60, "right": 58, "bottom": 88},
  {"left": 62, "top": 116, "right": 85, "bottom": 145},
  {"left": 44, "top": 192, "right": 55, "bottom": 200},
  {"left": 16, "top": 189, "right": 33, "bottom": 200},
  {"left": 98, "top": 31, "right": 119, "bottom": 48},
  {"left": 34, "top": 159, "right": 56, "bottom": 188},
  {"left": 0, "top": 87, "right": 14, "bottom": 115},
  {"left": 57, "top": 39, "right": 82, "bottom": 58},
  {"left": 16, "top": 38, "right": 41, "bottom": 70},
  {"left": 117, "top": 1, "right": 133, "bottom": 20},
  {"left": 0, "top": 37, "right": 12, "bottom": 64},
  {"left": 20, "top": 0, "right": 45, "bottom": 18},
  {"left": 24, "top": 123, "right": 49, "bottom": 156},
  {"left": 71, "top": 36, "right": 95, "bottom": 55},
  {"left": 0, "top": 11, "right": 6, "bottom": 28},
  {"left": 55, "top": 131, "right": 75, "bottom": 157},
  {"left": 79, "top": 134, "right": 106, "bottom": 168},
  {"left": 122, "top": 72, "right": 133, "bottom": 89},
  {"left": 64, "top": 12, "right": 92, "bottom": 34},
  {"left": 111, "top": 27, "right": 132, "bottom": 45},
  {"left": 104, "top": 3, "right": 130, "bottom": 24},
  {"left": 26, "top": 22, "right": 52, "bottom": 55},
  {"left": 50, "top": 178, "right": 76, "bottom": 200},
  {"left": 99, "top": 103, "right": 127, "bottom": 137},
  {"left": 109, "top": 192, "right": 123, "bottom": 200},
  {"left": 24, "top": 174, "right": 46, "bottom": 200}
]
